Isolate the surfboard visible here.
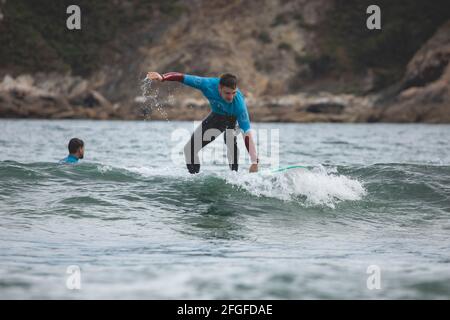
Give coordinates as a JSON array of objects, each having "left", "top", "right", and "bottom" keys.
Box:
[
  {"left": 260, "top": 165, "right": 309, "bottom": 174},
  {"left": 270, "top": 165, "right": 309, "bottom": 173}
]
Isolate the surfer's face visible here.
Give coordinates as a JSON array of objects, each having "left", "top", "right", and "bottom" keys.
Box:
[
  {"left": 78, "top": 146, "right": 84, "bottom": 159},
  {"left": 219, "top": 85, "right": 237, "bottom": 103}
]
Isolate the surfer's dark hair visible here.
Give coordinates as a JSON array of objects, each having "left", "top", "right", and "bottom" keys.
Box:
[
  {"left": 68, "top": 138, "right": 84, "bottom": 154},
  {"left": 219, "top": 73, "right": 237, "bottom": 89}
]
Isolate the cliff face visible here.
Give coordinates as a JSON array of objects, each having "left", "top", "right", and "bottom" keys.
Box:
[
  {"left": 143, "top": 0, "right": 331, "bottom": 97},
  {"left": 0, "top": 0, "right": 449, "bottom": 122},
  {"left": 376, "top": 21, "right": 450, "bottom": 122}
]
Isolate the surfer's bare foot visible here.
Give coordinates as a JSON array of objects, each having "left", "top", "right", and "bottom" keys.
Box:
[
  {"left": 249, "top": 163, "right": 258, "bottom": 173},
  {"left": 147, "top": 72, "right": 163, "bottom": 81}
]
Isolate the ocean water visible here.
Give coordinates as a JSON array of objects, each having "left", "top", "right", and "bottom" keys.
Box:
[{"left": 0, "top": 119, "right": 449, "bottom": 299}]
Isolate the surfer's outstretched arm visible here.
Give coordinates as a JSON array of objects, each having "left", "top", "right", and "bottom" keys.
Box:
[
  {"left": 147, "top": 71, "right": 209, "bottom": 91},
  {"left": 162, "top": 72, "right": 184, "bottom": 82},
  {"left": 147, "top": 71, "right": 183, "bottom": 82}
]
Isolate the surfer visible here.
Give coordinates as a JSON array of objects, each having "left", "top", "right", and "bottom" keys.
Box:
[
  {"left": 59, "top": 138, "right": 84, "bottom": 164},
  {"left": 146, "top": 71, "right": 259, "bottom": 174}
]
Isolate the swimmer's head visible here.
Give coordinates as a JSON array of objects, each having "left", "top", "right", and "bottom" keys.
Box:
[
  {"left": 219, "top": 73, "right": 238, "bottom": 103},
  {"left": 68, "top": 138, "right": 84, "bottom": 159}
]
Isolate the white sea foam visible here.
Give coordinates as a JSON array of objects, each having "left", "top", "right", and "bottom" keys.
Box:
[
  {"left": 222, "top": 165, "right": 366, "bottom": 208},
  {"left": 125, "top": 165, "right": 189, "bottom": 178}
]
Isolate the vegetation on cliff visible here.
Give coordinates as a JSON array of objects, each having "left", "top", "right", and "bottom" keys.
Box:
[
  {"left": 317, "top": 0, "right": 449, "bottom": 91},
  {"left": 0, "top": 0, "right": 182, "bottom": 76}
]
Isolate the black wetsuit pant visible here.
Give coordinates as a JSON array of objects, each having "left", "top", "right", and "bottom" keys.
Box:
[{"left": 184, "top": 112, "right": 239, "bottom": 174}]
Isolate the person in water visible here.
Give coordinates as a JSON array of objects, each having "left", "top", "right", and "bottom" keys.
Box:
[
  {"left": 60, "top": 138, "right": 84, "bottom": 164},
  {"left": 146, "top": 71, "right": 259, "bottom": 174}
]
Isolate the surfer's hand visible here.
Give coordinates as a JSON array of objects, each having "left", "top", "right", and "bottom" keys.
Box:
[
  {"left": 249, "top": 163, "right": 258, "bottom": 173},
  {"left": 147, "top": 72, "right": 163, "bottom": 81}
]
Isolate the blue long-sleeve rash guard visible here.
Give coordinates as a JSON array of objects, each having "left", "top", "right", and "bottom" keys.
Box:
[
  {"left": 59, "top": 154, "right": 79, "bottom": 164},
  {"left": 182, "top": 75, "right": 251, "bottom": 134}
]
